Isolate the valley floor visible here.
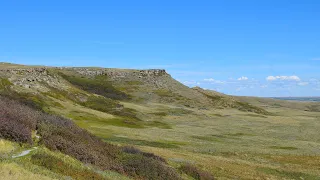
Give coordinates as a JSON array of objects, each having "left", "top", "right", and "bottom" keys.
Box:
[{"left": 51, "top": 98, "right": 320, "bottom": 179}]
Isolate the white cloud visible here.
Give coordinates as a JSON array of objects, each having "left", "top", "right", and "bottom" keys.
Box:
[
  {"left": 266, "top": 76, "right": 277, "bottom": 81},
  {"left": 237, "top": 76, "right": 248, "bottom": 81},
  {"left": 236, "top": 87, "right": 246, "bottom": 91},
  {"left": 298, "top": 82, "right": 309, "bottom": 86},
  {"left": 203, "top": 78, "right": 225, "bottom": 84},
  {"left": 183, "top": 81, "right": 200, "bottom": 85},
  {"left": 203, "top": 78, "right": 215, "bottom": 82},
  {"left": 266, "top": 75, "right": 301, "bottom": 81}
]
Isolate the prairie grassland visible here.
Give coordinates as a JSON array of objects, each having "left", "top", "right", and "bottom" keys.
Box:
[
  {"left": 50, "top": 98, "right": 320, "bottom": 179},
  {"left": 0, "top": 140, "right": 131, "bottom": 180}
]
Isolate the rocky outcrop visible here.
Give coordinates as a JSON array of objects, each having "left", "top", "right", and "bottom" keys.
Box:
[
  {"left": 58, "top": 67, "right": 169, "bottom": 79},
  {"left": 0, "top": 68, "right": 62, "bottom": 91},
  {"left": 0, "top": 67, "right": 170, "bottom": 90}
]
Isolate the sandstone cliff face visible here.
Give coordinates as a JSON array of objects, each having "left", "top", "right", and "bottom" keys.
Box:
[{"left": 0, "top": 67, "right": 171, "bottom": 91}]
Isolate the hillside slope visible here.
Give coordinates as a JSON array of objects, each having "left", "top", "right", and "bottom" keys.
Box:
[{"left": 2, "top": 63, "right": 320, "bottom": 179}]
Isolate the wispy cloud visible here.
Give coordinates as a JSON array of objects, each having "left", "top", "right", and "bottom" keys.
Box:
[
  {"left": 203, "top": 78, "right": 225, "bottom": 84},
  {"left": 266, "top": 75, "right": 301, "bottom": 81},
  {"left": 237, "top": 76, "right": 248, "bottom": 81},
  {"left": 183, "top": 80, "right": 200, "bottom": 86},
  {"left": 297, "top": 82, "right": 309, "bottom": 86}
]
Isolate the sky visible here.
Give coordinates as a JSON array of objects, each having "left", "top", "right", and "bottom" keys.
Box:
[{"left": 1, "top": 1, "right": 320, "bottom": 97}]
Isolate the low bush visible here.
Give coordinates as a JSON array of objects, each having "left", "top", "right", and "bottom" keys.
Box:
[
  {"left": 180, "top": 163, "right": 214, "bottom": 180},
  {"left": 122, "top": 146, "right": 166, "bottom": 162},
  {"left": 0, "top": 96, "right": 39, "bottom": 144},
  {"left": 120, "top": 153, "right": 181, "bottom": 180},
  {"left": 31, "top": 153, "right": 105, "bottom": 180}
]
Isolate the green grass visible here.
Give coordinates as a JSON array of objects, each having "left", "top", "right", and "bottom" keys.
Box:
[
  {"left": 145, "top": 120, "right": 172, "bottom": 129},
  {"left": 269, "top": 146, "right": 298, "bottom": 150},
  {"left": 242, "top": 113, "right": 267, "bottom": 118},
  {"left": 104, "top": 136, "right": 182, "bottom": 149},
  {"left": 0, "top": 78, "right": 12, "bottom": 90},
  {"left": 192, "top": 135, "right": 225, "bottom": 142},
  {"left": 59, "top": 71, "right": 130, "bottom": 100},
  {"left": 257, "top": 167, "right": 320, "bottom": 180},
  {"left": 67, "top": 110, "right": 145, "bottom": 128}
]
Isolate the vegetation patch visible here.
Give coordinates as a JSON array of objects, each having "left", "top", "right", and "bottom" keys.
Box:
[
  {"left": 257, "top": 167, "right": 319, "bottom": 180},
  {"left": 166, "top": 108, "right": 194, "bottom": 116},
  {"left": 0, "top": 139, "right": 16, "bottom": 157},
  {"left": 0, "top": 96, "right": 38, "bottom": 144},
  {"left": 59, "top": 72, "right": 130, "bottom": 100},
  {"left": 210, "top": 113, "right": 224, "bottom": 117},
  {"left": 67, "top": 110, "right": 144, "bottom": 128},
  {"left": 31, "top": 153, "right": 105, "bottom": 180},
  {"left": 235, "top": 101, "right": 270, "bottom": 115},
  {"left": 0, "top": 96, "right": 181, "bottom": 179},
  {"left": 154, "top": 89, "right": 175, "bottom": 97},
  {"left": 0, "top": 78, "right": 12, "bottom": 90},
  {"left": 120, "top": 153, "right": 181, "bottom": 180},
  {"left": 179, "top": 163, "right": 214, "bottom": 180},
  {"left": 269, "top": 146, "right": 298, "bottom": 150},
  {"left": 242, "top": 114, "right": 267, "bottom": 118},
  {"left": 80, "top": 95, "right": 140, "bottom": 121},
  {"left": 150, "top": 112, "right": 168, "bottom": 117},
  {"left": 192, "top": 133, "right": 252, "bottom": 143},
  {"left": 105, "top": 136, "right": 181, "bottom": 149},
  {"left": 145, "top": 120, "right": 172, "bottom": 129},
  {"left": 192, "top": 135, "right": 224, "bottom": 142}
]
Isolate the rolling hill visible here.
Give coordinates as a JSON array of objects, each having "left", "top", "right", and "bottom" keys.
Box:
[{"left": 1, "top": 62, "right": 320, "bottom": 180}]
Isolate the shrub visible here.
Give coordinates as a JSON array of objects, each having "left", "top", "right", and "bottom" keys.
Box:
[
  {"left": 0, "top": 96, "right": 39, "bottom": 144},
  {"left": 122, "top": 146, "right": 166, "bottom": 162},
  {"left": 180, "top": 164, "right": 214, "bottom": 180},
  {"left": 120, "top": 153, "right": 181, "bottom": 180},
  {"left": 31, "top": 153, "right": 105, "bottom": 180},
  {"left": 37, "top": 115, "right": 122, "bottom": 172}
]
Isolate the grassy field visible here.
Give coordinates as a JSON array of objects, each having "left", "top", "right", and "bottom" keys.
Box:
[{"left": 46, "top": 96, "right": 320, "bottom": 179}]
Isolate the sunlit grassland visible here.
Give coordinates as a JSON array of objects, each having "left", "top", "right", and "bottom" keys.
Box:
[
  {"left": 64, "top": 100, "right": 320, "bottom": 180},
  {"left": 5, "top": 91, "right": 320, "bottom": 179}
]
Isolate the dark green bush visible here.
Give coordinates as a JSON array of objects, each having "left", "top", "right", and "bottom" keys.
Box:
[
  {"left": 122, "top": 146, "right": 166, "bottom": 162},
  {"left": 180, "top": 164, "right": 214, "bottom": 180},
  {"left": 59, "top": 73, "right": 130, "bottom": 100},
  {"left": 120, "top": 153, "right": 181, "bottom": 180}
]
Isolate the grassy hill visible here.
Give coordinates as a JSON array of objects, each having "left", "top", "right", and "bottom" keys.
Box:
[{"left": 1, "top": 62, "right": 320, "bottom": 179}]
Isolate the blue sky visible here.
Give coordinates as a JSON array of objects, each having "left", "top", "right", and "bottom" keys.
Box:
[{"left": 1, "top": 1, "right": 320, "bottom": 97}]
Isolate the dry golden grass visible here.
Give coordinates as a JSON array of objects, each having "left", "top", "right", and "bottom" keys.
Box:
[
  {"left": 0, "top": 163, "right": 54, "bottom": 180},
  {"left": 0, "top": 139, "right": 15, "bottom": 155}
]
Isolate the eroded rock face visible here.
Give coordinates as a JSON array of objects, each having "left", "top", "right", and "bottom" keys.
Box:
[
  {"left": 60, "top": 68, "right": 169, "bottom": 79},
  {"left": 0, "top": 67, "right": 170, "bottom": 91},
  {"left": 0, "top": 68, "right": 64, "bottom": 91}
]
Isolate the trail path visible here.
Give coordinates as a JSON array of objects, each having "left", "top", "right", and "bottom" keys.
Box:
[{"left": 12, "top": 147, "right": 38, "bottom": 158}]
